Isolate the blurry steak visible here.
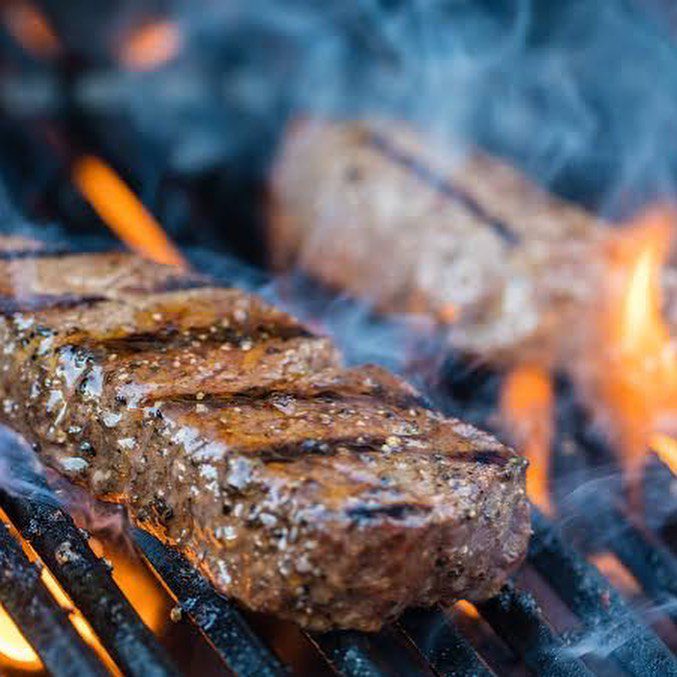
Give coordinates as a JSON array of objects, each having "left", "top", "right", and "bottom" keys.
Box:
[
  {"left": 0, "top": 242, "right": 529, "bottom": 631},
  {"left": 268, "top": 120, "right": 676, "bottom": 364}
]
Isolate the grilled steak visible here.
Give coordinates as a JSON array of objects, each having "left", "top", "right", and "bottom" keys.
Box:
[
  {"left": 0, "top": 241, "right": 529, "bottom": 631},
  {"left": 268, "top": 119, "right": 676, "bottom": 364}
]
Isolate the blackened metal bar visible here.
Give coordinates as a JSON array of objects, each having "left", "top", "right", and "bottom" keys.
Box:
[
  {"left": 311, "top": 627, "right": 432, "bottom": 677},
  {"left": 476, "top": 582, "right": 593, "bottom": 677},
  {"left": 583, "top": 503, "right": 677, "bottom": 627},
  {"left": 529, "top": 510, "right": 677, "bottom": 677},
  {"left": 307, "top": 632, "right": 389, "bottom": 677},
  {"left": 134, "top": 529, "right": 287, "bottom": 677},
  {"left": 397, "top": 606, "right": 494, "bottom": 677},
  {"left": 552, "top": 415, "right": 677, "bottom": 626},
  {"left": 0, "top": 523, "right": 106, "bottom": 677},
  {"left": 0, "top": 451, "right": 179, "bottom": 677}
]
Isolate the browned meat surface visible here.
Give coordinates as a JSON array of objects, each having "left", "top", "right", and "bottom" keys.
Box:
[
  {"left": 0, "top": 244, "right": 529, "bottom": 631},
  {"left": 268, "top": 119, "right": 676, "bottom": 364}
]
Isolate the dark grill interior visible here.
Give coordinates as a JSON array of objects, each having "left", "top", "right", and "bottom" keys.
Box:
[{"left": 0, "top": 1, "right": 675, "bottom": 675}]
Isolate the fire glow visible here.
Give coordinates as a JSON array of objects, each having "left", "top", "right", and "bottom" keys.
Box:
[
  {"left": 579, "top": 208, "right": 677, "bottom": 483},
  {"left": 119, "top": 20, "right": 182, "bottom": 72},
  {"left": 500, "top": 364, "right": 554, "bottom": 515},
  {"left": 2, "top": 1, "right": 61, "bottom": 60},
  {"left": 501, "top": 209, "right": 676, "bottom": 512}
]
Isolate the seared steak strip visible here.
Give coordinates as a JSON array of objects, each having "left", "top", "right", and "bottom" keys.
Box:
[
  {"left": 268, "top": 119, "right": 675, "bottom": 365},
  {"left": 0, "top": 244, "right": 529, "bottom": 632}
]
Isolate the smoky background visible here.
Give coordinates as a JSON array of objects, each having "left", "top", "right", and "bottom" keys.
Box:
[{"left": 0, "top": 0, "right": 677, "bottom": 259}]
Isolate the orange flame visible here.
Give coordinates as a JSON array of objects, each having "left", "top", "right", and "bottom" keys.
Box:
[
  {"left": 454, "top": 600, "right": 480, "bottom": 620},
  {"left": 590, "top": 552, "right": 641, "bottom": 595},
  {"left": 2, "top": 1, "right": 60, "bottom": 59},
  {"left": 119, "top": 20, "right": 182, "bottom": 72},
  {"left": 500, "top": 364, "right": 554, "bottom": 514},
  {"left": 106, "top": 540, "right": 169, "bottom": 634},
  {"left": 650, "top": 433, "right": 677, "bottom": 474},
  {"left": 0, "top": 608, "right": 41, "bottom": 671},
  {"left": 72, "top": 156, "right": 187, "bottom": 268},
  {"left": 579, "top": 207, "right": 676, "bottom": 486}
]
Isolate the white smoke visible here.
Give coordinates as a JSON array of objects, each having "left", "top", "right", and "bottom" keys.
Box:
[{"left": 105, "top": 0, "right": 677, "bottom": 217}]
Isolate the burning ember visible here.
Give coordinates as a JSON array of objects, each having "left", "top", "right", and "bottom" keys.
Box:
[
  {"left": 72, "top": 155, "right": 187, "bottom": 268},
  {"left": 577, "top": 208, "right": 677, "bottom": 491},
  {"left": 2, "top": 1, "right": 60, "bottom": 60},
  {"left": 119, "top": 20, "right": 182, "bottom": 72}
]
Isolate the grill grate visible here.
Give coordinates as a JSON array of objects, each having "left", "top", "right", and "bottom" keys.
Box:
[
  {"left": 0, "top": 428, "right": 674, "bottom": 677},
  {"left": 0, "top": 522, "right": 105, "bottom": 677},
  {"left": 134, "top": 529, "right": 286, "bottom": 677},
  {"left": 529, "top": 511, "right": 677, "bottom": 677},
  {"left": 397, "top": 606, "right": 493, "bottom": 676},
  {"left": 0, "top": 459, "right": 179, "bottom": 676}
]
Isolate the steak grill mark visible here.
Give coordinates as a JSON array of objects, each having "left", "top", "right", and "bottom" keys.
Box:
[
  {"left": 368, "top": 131, "right": 520, "bottom": 246},
  {"left": 165, "top": 384, "right": 432, "bottom": 414},
  {"left": 0, "top": 293, "right": 107, "bottom": 315}
]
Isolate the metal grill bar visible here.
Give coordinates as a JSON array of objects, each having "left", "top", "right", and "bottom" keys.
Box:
[
  {"left": 476, "top": 582, "right": 592, "bottom": 676},
  {"left": 554, "top": 441, "right": 677, "bottom": 627},
  {"left": 0, "top": 523, "right": 106, "bottom": 676},
  {"left": 579, "top": 503, "right": 677, "bottom": 627},
  {"left": 553, "top": 406, "right": 677, "bottom": 626},
  {"left": 311, "top": 628, "right": 431, "bottom": 677},
  {"left": 0, "top": 454, "right": 179, "bottom": 677},
  {"left": 397, "top": 606, "right": 494, "bottom": 677},
  {"left": 134, "top": 529, "right": 287, "bottom": 677},
  {"left": 529, "top": 510, "right": 677, "bottom": 677}
]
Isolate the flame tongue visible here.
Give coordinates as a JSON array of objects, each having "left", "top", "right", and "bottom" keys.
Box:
[
  {"left": 500, "top": 364, "right": 554, "bottom": 514},
  {"left": 72, "top": 155, "right": 187, "bottom": 268},
  {"left": 579, "top": 207, "right": 677, "bottom": 484}
]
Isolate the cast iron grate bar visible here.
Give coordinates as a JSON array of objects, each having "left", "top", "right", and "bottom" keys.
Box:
[
  {"left": 529, "top": 510, "right": 677, "bottom": 677},
  {"left": 571, "top": 500, "right": 677, "bottom": 627},
  {"left": 0, "top": 441, "right": 180, "bottom": 677},
  {"left": 553, "top": 417, "right": 677, "bottom": 626},
  {"left": 605, "top": 511, "right": 677, "bottom": 626},
  {"left": 397, "top": 606, "right": 494, "bottom": 676},
  {"left": 134, "top": 529, "right": 288, "bottom": 677},
  {"left": 0, "top": 522, "right": 106, "bottom": 676},
  {"left": 476, "top": 582, "right": 593, "bottom": 677},
  {"left": 310, "top": 628, "right": 432, "bottom": 677}
]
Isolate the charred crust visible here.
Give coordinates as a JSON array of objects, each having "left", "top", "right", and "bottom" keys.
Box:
[
  {"left": 0, "top": 294, "right": 107, "bottom": 315},
  {"left": 257, "top": 436, "right": 391, "bottom": 462},
  {"left": 133, "top": 275, "right": 212, "bottom": 294},
  {"left": 0, "top": 247, "right": 74, "bottom": 261},
  {"left": 85, "top": 322, "right": 313, "bottom": 358},
  {"left": 163, "top": 385, "right": 432, "bottom": 414},
  {"left": 467, "top": 449, "right": 510, "bottom": 466},
  {"left": 149, "top": 496, "right": 174, "bottom": 525},
  {"left": 346, "top": 502, "right": 432, "bottom": 522}
]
